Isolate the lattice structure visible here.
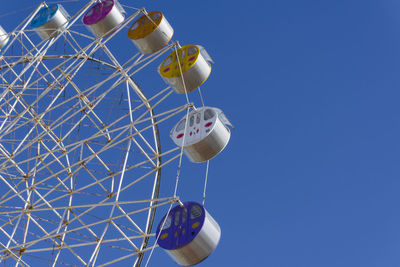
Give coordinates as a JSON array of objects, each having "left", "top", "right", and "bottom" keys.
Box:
[{"left": 0, "top": 2, "right": 187, "bottom": 266}]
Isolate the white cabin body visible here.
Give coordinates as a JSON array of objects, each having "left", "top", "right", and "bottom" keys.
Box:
[
  {"left": 0, "top": 26, "right": 9, "bottom": 49},
  {"left": 170, "top": 107, "right": 231, "bottom": 163}
]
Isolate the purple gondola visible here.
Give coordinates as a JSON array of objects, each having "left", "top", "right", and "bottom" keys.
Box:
[
  {"left": 157, "top": 202, "right": 221, "bottom": 266},
  {"left": 83, "top": 0, "right": 125, "bottom": 38}
]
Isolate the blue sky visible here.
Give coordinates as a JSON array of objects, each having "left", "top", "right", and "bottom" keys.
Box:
[{"left": 2, "top": 0, "right": 400, "bottom": 266}]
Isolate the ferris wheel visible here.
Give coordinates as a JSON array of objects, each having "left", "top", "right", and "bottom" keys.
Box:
[{"left": 0, "top": 1, "right": 232, "bottom": 266}]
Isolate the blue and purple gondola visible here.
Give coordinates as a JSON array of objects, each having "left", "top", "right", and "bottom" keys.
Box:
[{"left": 157, "top": 202, "right": 221, "bottom": 266}]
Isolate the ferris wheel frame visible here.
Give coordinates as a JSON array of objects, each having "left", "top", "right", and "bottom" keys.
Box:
[{"left": 0, "top": 1, "right": 189, "bottom": 266}]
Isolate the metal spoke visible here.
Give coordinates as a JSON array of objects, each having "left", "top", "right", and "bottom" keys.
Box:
[{"left": 0, "top": 2, "right": 184, "bottom": 266}]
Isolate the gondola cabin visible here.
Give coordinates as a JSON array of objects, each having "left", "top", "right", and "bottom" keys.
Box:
[
  {"left": 159, "top": 45, "right": 212, "bottom": 94},
  {"left": 157, "top": 202, "right": 221, "bottom": 266},
  {"left": 170, "top": 107, "right": 231, "bottom": 163},
  {"left": 30, "top": 4, "right": 69, "bottom": 40},
  {"left": 83, "top": 0, "right": 125, "bottom": 38},
  {"left": 0, "top": 26, "right": 9, "bottom": 49},
  {"left": 128, "top": 11, "right": 173, "bottom": 55}
]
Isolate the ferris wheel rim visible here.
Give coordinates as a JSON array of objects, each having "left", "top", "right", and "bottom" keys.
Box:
[{"left": 0, "top": 3, "right": 171, "bottom": 266}]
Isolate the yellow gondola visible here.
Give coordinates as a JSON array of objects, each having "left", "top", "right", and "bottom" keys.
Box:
[
  {"left": 128, "top": 11, "right": 173, "bottom": 55},
  {"left": 159, "top": 44, "right": 212, "bottom": 94}
]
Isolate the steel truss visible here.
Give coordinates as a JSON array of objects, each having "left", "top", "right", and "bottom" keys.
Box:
[{"left": 0, "top": 1, "right": 185, "bottom": 266}]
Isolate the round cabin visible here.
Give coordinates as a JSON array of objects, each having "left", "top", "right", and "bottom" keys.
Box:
[
  {"left": 128, "top": 11, "right": 173, "bottom": 55},
  {"left": 30, "top": 4, "right": 69, "bottom": 40},
  {"left": 159, "top": 45, "right": 212, "bottom": 94},
  {"left": 0, "top": 26, "right": 9, "bottom": 49},
  {"left": 170, "top": 107, "right": 231, "bottom": 163},
  {"left": 83, "top": 0, "right": 125, "bottom": 38},
  {"left": 157, "top": 202, "right": 221, "bottom": 266}
]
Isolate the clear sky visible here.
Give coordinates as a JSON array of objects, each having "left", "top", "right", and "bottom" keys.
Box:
[{"left": 2, "top": 0, "right": 400, "bottom": 266}]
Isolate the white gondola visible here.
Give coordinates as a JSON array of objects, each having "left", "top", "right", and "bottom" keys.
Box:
[
  {"left": 170, "top": 107, "right": 231, "bottom": 163},
  {"left": 30, "top": 4, "right": 69, "bottom": 40},
  {"left": 159, "top": 45, "right": 213, "bottom": 94},
  {"left": 83, "top": 0, "right": 125, "bottom": 38},
  {"left": 0, "top": 26, "right": 9, "bottom": 49},
  {"left": 128, "top": 11, "right": 173, "bottom": 55}
]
